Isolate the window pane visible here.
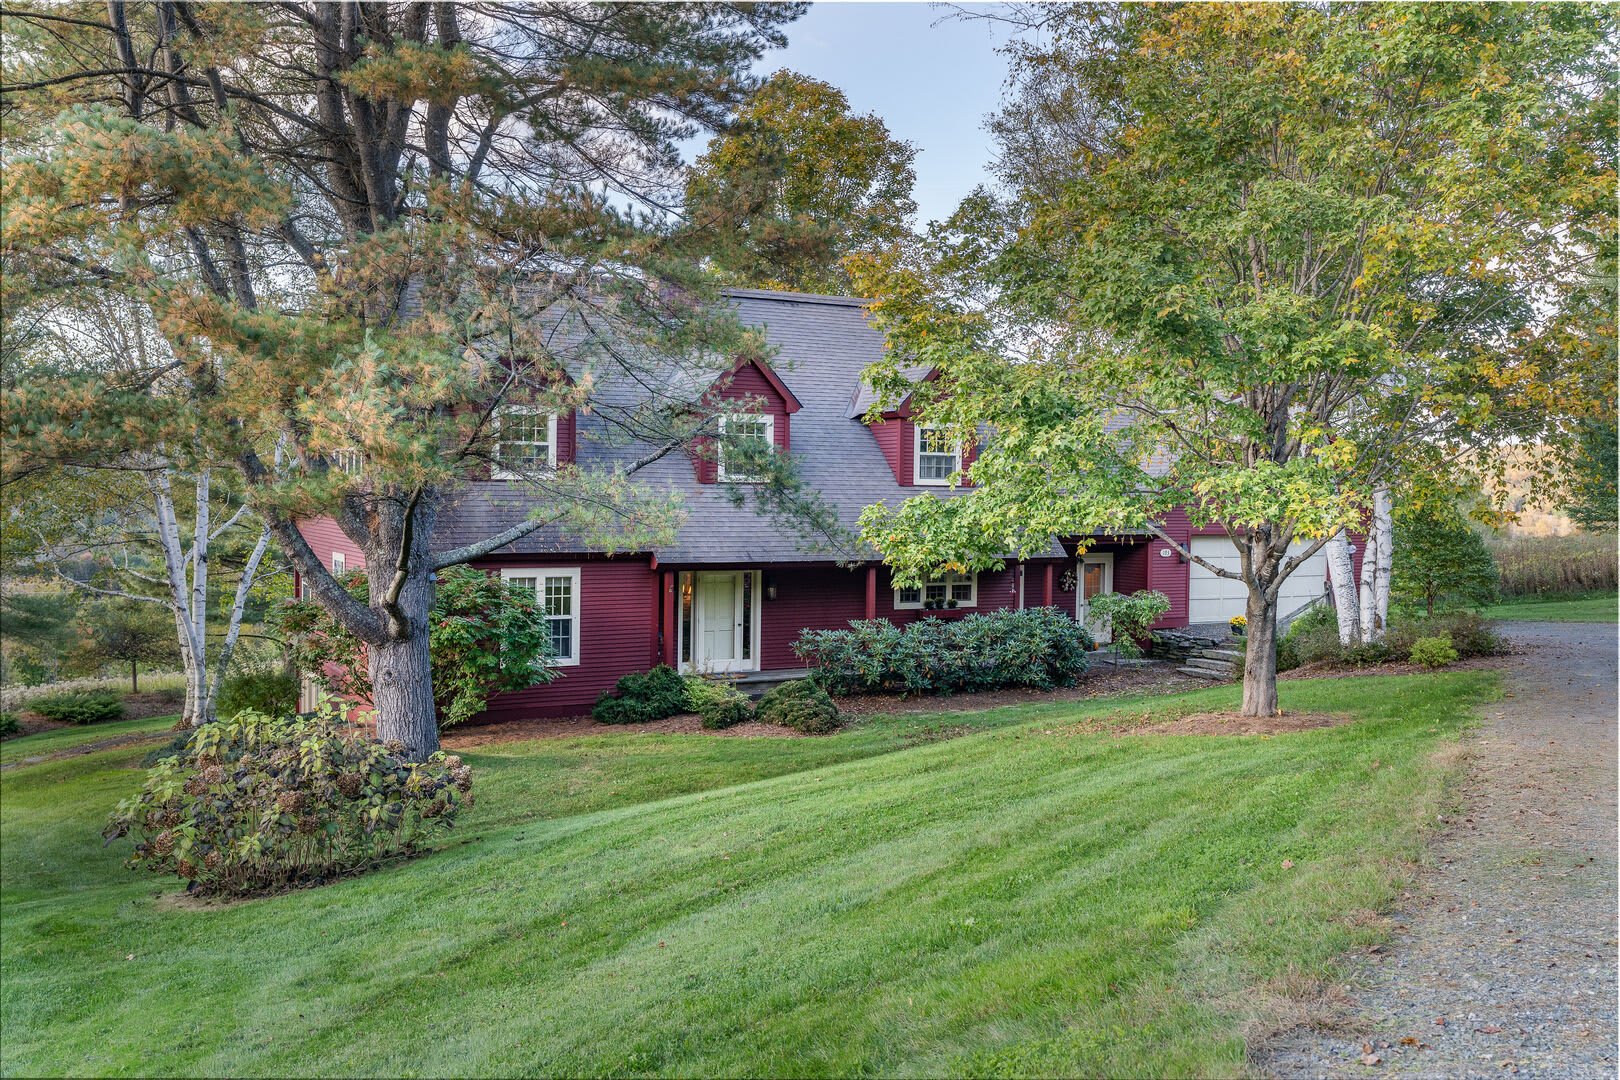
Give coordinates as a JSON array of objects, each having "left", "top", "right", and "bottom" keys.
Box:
[
  {"left": 898, "top": 586, "right": 921, "bottom": 604},
  {"left": 925, "top": 582, "right": 947, "bottom": 603},
  {"left": 547, "top": 616, "right": 572, "bottom": 660},
  {"left": 542, "top": 575, "right": 572, "bottom": 616},
  {"left": 918, "top": 452, "right": 956, "bottom": 480},
  {"left": 950, "top": 579, "right": 973, "bottom": 602},
  {"left": 741, "top": 573, "right": 753, "bottom": 660}
]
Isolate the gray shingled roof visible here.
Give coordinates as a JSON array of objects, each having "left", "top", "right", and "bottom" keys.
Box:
[{"left": 433, "top": 288, "right": 1065, "bottom": 565}]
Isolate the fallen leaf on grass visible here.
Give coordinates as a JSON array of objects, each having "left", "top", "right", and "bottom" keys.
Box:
[
  {"left": 1475, "top": 1025, "right": 1504, "bottom": 1034},
  {"left": 1281, "top": 858, "right": 1295, "bottom": 869},
  {"left": 1360, "top": 1053, "right": 1382, "bottom": 1066}
]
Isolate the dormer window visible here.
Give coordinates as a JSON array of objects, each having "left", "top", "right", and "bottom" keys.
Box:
[
  {"left": 717, "top": 413, "right": 775, "bottom": 483},
  {"left": 493, "top": 407, "right": 557, "bottom": 479},
  {"left": 914, "top": 426, "right": 961, "bottom": 485}
]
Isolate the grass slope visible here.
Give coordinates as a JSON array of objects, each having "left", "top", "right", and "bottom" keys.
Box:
[
  {"left": 1481, "top": 591, "right": 1618, "bottom": 623},
  {"left": 1, "top": 673, "right": 1494, "bottom": 1078},
  {"left": 0, "top": 714, "right": 178, "bottom": 768}
]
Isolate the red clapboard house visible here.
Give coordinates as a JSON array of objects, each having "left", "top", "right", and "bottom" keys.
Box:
[{"left": 297, "top": 287, "right": 1348, "bottom": 721}]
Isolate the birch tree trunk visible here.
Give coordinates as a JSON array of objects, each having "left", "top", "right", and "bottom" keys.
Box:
[
  {"left": 1371, "top": 487, "right": 1393, "bottom": 638},
  {"left": 1358, "top": 516, "right": 1380, "bottom": 643},
  {"left": 1324, "top": 529, "right": 1361, "bottom": 646}
]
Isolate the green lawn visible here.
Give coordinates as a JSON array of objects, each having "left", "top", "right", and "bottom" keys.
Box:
[
  {"left": 1481, "top": 591, "right": 1618, "bottom": 623},
  {"left": 1, "top": 672, "right": 1494, "bottom": 1077},
  {"left": 0, "top": 713, "right": 178, "bottom": 768}
]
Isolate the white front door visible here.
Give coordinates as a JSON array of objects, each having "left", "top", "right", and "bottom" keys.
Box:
[
  {"left": 691, "top": 571, "right": 758, "bottom": 673},
  {"left": 1077, "top": 553, "right": 1115, "bottom": 644}
]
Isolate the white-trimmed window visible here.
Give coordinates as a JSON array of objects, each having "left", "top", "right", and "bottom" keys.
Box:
[
  {"left": 894, "top": 571, "right": 977, "bottom": 610},
  {"left": 492, "top": 407, "right": 558, "bottom": 478},
  {"left": 331, "top": 551, "right": 346, "bottom": 575},
  {"left": 913, "top": 426, "right": 961, "bottom": 485},
  {"left": 717, "top": 413, "right": 775, "bottom": 482},
  {"left": 331, "top": 448, "right": 363, "bottom": 476},
  {"left": 501, "top": 567, "right": 581, "bottom": 666}
]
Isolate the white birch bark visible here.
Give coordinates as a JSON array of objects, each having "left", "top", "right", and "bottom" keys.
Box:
[
  {"left": 1324, "top": 529, "right": 1361, "bottom": 645},
  {"left": 1357, "top": 516, "right": 1379, "bottom": 642},
  {"left": 1371, "top": 487, "right": 1393, "bottom": 638}
]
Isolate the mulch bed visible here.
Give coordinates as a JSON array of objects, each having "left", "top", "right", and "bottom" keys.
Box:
[
  {"left": 1121, "top": 710, "right": 1351, "bottom": 736},
  {"left": 443, "top": 713, "right": 807, "bottom": 748},
  {"left": 1278, "top": 653, "right": 1510, "bottom": 681},
  {"left": 441, "top": 662, "right": 1204, "bottom": 749},
  {"left": 832, "top": 663, "right": 1205, "bottom": 718}
]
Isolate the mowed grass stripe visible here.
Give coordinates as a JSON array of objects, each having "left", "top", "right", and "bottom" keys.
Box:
[{"left": 1, "top": 672, "right": 1491, "bottom": 1078}]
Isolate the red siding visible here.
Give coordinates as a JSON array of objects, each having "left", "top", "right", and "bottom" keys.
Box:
[
  {"left": 474, "top": 556, "right": 660, "bottom": 721},
  {"left": 693, "top": 361, "right": 793, "bottom": 484},
  {"left": 757, "top": 563, "right": 1039, "bottom": 666},
  {"left": 295, "top": 517, "right": 367, "bottom": 578},
  {"left": 870, "top": 418, "right": 906, "bottom": 483}
]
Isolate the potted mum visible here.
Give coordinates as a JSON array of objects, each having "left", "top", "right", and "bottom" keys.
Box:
[{"left": 1229, "top": 615, "right": 1247, "bottom": 638}]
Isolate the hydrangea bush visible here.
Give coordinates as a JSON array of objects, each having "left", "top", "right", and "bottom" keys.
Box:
[{"left": 104, "top": 703, "right": 471, "bottom": 896}]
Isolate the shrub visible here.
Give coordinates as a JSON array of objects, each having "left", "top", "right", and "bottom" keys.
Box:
[
  {"left": 216, "top": 669, "right": 299, "bottom": 719},
  {"left": 684, "top": 677, "right": 753, "bottom": 729},
  {"left": 26, "top": 690, "right": 124, "bottom": 725},
  {"left": 1385, "top": 611, "right": 1502, "bottom": 660},
  {"left": 755, "top": 679, "right": 841, "bottom": 734},
  {"left": 277, "top": 565, "right": 555, "bottom": 729},
  {"left": 1410, "top": 635, "right": 1460, "bottom": 668},
  {"left": 1275, "top": 635, "right": 1300, "bottom": 673},
  {"left": 0, "top": 712, "right": 18, "bottom": 738},
  {"left": 795, "top": 607, "right": 1091, "bottom": 696},
  {"left": 1086, "top": 590, "right": 1172, "bottom": 659},
  {"left": 103, "top": 703, "right": 470, "bottom": 896},
  {"left": 592, "top": 664, "right": 689, "bottom": 725}
]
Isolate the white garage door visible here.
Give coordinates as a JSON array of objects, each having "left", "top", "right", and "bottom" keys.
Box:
[{"left": 1187, "top": 537, "right": 1328, "bottom": 624}]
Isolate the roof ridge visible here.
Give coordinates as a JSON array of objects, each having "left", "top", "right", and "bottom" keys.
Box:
[{"left": 722, "top": 287, "right": 872, "bottom": 307}]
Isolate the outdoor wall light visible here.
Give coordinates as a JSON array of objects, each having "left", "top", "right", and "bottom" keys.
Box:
[{"left": 765, "top": 583, "right": 778, "bottom": 601}]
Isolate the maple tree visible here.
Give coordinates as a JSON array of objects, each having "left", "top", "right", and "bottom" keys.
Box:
[
  {"left": 852, "top": 2, "right": 1615, "bottom": 715},
  {"left": 686, "top": 69, "right": 918, "bottom": 294}
]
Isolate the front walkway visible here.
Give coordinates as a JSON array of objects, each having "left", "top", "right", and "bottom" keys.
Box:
[{"left": 1263, "top": 621, "right": 1619, "bottom": 1078}]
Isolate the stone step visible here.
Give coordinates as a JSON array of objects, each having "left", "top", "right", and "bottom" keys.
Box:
[
  {"left": 1183, "top": 655, "right": 1237, "bottom": 671},
  {"left": 1195, "top": 648, "right": 1245, "bottom": 662},
  {"left": 1176, "top": 665, "right": 1233, "bottom": 681}
]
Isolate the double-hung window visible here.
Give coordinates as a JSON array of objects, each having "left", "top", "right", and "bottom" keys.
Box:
[
  {"left": 894, "top": 571, "right": 977, "bottom": 609},
  {"left": 913, "top": 426, "right": 961, "bottom": 485},
  {"left": 493, "top": 407, "right": 558, "bottom": 478},
  {"left": 501, "top": 567, "right": 581, "bottom": 666},
  {"left": 717, "top": 413, "right": 775, "bottom": 482},
  {"left": 331, "top": 551, "right": 346, "bottom": 575}
]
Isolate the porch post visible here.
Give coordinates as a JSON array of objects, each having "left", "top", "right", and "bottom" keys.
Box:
[
  {"left": 1017, "top": 562, "right": 1025, "bottom": 608},
  {"left": 864, "top": 564, "right": 877, "bottom": 620},
  {"left": 661, "top": 571, "right": 677, "bottom": 667},
  {"left": 1043, "top": 563, "right": 1054, "bottom": 607}
]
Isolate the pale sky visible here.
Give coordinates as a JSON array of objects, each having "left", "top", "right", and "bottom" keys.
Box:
[{"left": 706, "top": 1, "right": 1022, "bottom": 227}]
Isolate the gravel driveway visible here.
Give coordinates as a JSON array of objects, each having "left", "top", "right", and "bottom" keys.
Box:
[{"left": 1263, "top": 620, "right": 1618, "bottom": 1078}]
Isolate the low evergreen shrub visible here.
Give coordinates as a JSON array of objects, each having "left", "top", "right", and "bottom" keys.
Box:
[
  {"left": 217, "top": 669, "right": 299, "bottom": 719},
  {"left": 684, "top": 677, "right": 753, "bottom": 729},
  {"left": 794, "top": 607, "right": 1091, "bottom": 696},
  {"left": 0, "top": 711, "right": 18, "bottom": 738},
  {"left": 1409, "top": 635, "right": 1460, "bottom": 668},
  {"left": 26, "top": 690, "right": 124, "bottom": 725},
  {"left": 755, "top": 679, "right": 841, "bottom": 734},
  {"left": 592, "top": 665, "right": 688, "bottom": 724},
  {"left": 103, "top": 703, "right": 471, "bottom": 896}
]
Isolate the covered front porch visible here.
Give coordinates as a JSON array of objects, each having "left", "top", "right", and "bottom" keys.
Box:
[{"left": 654, "top": 559, "right": 1065, "bottom": 675}]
